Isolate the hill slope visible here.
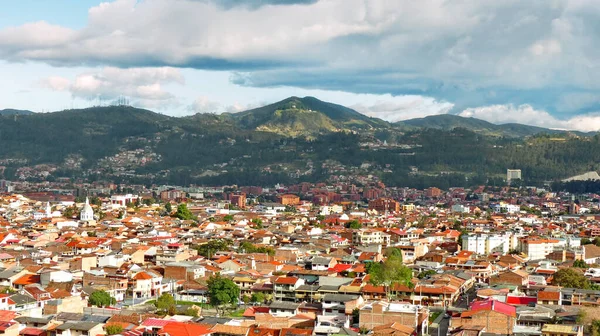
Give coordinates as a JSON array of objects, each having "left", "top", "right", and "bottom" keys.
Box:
[
  {"left": 229, "top": 96, "right": 388, "bottom": 136},
  {"left": 400, "top": 114, "right": 573, "bottom": 137},
  {"left": 0, "top": 109, "right": 34, "bottom": 116}
]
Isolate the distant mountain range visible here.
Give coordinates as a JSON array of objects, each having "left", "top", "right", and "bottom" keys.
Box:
[
  {"left": 398, "top": 114, "right": 586, "bottom": 138},
  {"left": 0, "top": 97, "right": 598, "bottom": 187},
  {"left": 0, "top": 109, "right": 34, "bottom": 116},
  {"left": 1, "top": 98, "right": 586, "bottom": 138}
]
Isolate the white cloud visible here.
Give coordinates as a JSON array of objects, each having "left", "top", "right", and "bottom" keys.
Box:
[
  {"left": 189, "top": 96, "right": 221, "bottom": 113},
  {"left": 459, "top": 104, "right": 600, "bottom": 132},
  {"left": 350, "top": 96, "right": 454, "bottom": 122},
  {"left": 40, "top": 66, "right": 184, "bottom": 104},
  {"left": 188, "top": 96, "right": 260, "bottom": 114},
  {"left": 40, "top": 76, "right": 71, "bottom": 91}
]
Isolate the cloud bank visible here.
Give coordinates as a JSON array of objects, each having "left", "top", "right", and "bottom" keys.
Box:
[{"left": 3, "top": 0, "right": 600, "bottom": 129}]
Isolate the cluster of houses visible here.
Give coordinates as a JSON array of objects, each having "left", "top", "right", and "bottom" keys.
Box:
[{"left": 0, "top": 182, "right": 596, "bottom": 336}]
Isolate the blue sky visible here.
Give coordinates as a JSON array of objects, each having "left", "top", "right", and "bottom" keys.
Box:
[{"left": 2, "top": 0, "right": 600, "bottom": 131}]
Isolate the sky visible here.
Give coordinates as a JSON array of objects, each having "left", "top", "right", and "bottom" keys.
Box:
[{"left": 2, "top": 0, "right": 600, "bottom": 131}]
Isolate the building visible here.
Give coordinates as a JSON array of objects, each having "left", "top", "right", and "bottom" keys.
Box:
[
  {"left": 425, "top": 187, "right": 442, "bottom": 198},
  {"left": 462, "top": 234, "right": 510, "bottom": 255},
  {"left": 456, "top": 300, "right": 516, "bottom": 335},
  {"left": 110, "top": 194, "right": 140, "bottom": 207},
  {"left": 230, "top": 193, "right": 247, "bottom": 209},
  {"left": 160, "top": 189, "right": 186, "bottom": 201},
  {"left": 359, "top": 301, "right": 429, "bottom": 334},
  {"left": 520, "top": 238, "right": 562, "bottom": 261},
  {"left": 79, "top": 198, "right": 94, "bottom": 221},
  {"left": 368, "top": 198, "right": 400, "bottom": 213},
  {"left": 277, "top": 194, "right": 300, "bottom": 206},
  {"left": 353, "top": 229, "right": 391, "bottom": 246},
  {"left": 541, "top": 324, "right": 583, "bottom": 336},
  {"left": 507, "top": 169, "right": 522, "bottom": 183},
  {"left": 492, "top": 202, "right": 521, "bottom": 214}
]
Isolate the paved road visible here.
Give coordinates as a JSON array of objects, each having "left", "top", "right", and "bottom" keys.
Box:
[{"left": 431, "top": 315, "right": 450, "bottom": 336}]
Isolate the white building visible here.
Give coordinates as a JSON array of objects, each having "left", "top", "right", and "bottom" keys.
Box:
[
  {"left": 451, "top": 204, "right": 471, "bottom": 214},
  {"left": 507, "top": 169, "right": 522, "bottom": 182},
  {"left": 79, "top": 198, "right": 94, "bottom": 221},
  {"left": 110, "top": 194, "right": 140, "bottom": 207},
  {"left": 520, "top": 238, "right": 561, "bottom": 261},
  {"left": 352, "top": 229, "right": 391, "bottom": 246},
  {"left": 492, "top": 202, "right": 520, "bottom": 214},
  {"left": 462, "top": 234, "right": 511, "bottom": 255}
]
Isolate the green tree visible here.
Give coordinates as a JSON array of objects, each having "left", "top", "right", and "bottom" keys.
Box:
[
  {"left": 105, "top": 325, "right": 123, "bottom": 335},
  {"left": 175, "top": 203, "right": 194, "bottom": 220},
  {"left": 164, "top": 202, "right": 172, "bottom": 213},
  {"left": 182, "top": 307, "right": 200, "bottom": 317},
  {"left": 207, "top": 274, "right": 241, "bottom": 315},
  {"left": 251, "top": 292, "right": 266, "bottom": 304},
  {"left": 591, "top": 319, "right": 600, "bottom": 336},
  {"left": 251, "top": 218, "right": 263, "bottom": 228},
  {"left": 223, "top": 215, "right": 234, "bottom": 221},
  {"left": 155, "top": 293, "right": 176, "bottom": 311},
  {"left": 574, "top": 259, "right": 588, "bottom": 268},
  {"left": 553, "top": 268, "right": 591, "bottom": 289},
  {"left": 367, "top": 250, "right": 413, "bottom": 293},
  {"left": 345, "top": 220, "right": 361, "bottom": 229},
  {"left": 196, "top": 239, "right": 232, "bottom": 258},
  {"left": 284, "top": 205, "right": 297, "bottom": 213},
  {"left": 89, "top": 290, "right": 116, "bottom": 307}
]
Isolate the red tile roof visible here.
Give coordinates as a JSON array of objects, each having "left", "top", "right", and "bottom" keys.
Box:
[
  {"left": 13, "top": 274, "right": 40, "bottom": 286},
  {"left": 158, "top": 322, "right": 212, "bottom": 336}
]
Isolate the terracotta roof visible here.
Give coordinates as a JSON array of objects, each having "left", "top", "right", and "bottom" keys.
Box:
[
  {"left": 537, "top": 290, "right": 561, "bottom": 301},
  {"left": 158, "top": 322, "right": 212, "bottom": 336},
  {"left": 133, "top": 272, "right": 153, "bottom": 280},
  {"left": 274, "top": 277, "right": 299, "bottom": 285},
  {"left": 13, "top": 274, "right": 40, "bottom": 286}
]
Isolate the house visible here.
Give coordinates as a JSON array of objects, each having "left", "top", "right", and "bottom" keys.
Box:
[
  {"left": 157, "top": 321, "right": 212, "bottom": 336},
  {"left": 537, "top": 290, "right": 562, "bottom": 305},
  {"left": 310, "top": 257, "right": 336, "bottom": 271},
  {"left": 269, "top": 301, "right": 300, "bottom": 317},
  {"left": 273, "top": 277, "right": 305, "bottom": 302},
  {"left": 455, "top": 300, "right": 516, "bottom": 335},
  {"left": 541, "top": 324, "right": 583, "bottom": 336},
  {"left": 489, "top": 270, "right": 528, "bottom": 287},
  {"left": 359, "top": 302, "right": 428, "bottom": 334},
  {"left": 55, "top": 322, "right": 104, "bottom": 336}
]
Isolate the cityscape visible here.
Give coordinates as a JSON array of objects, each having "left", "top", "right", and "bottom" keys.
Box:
[{"left": 2, "top": 1, "right": 600, "bottom": 336}]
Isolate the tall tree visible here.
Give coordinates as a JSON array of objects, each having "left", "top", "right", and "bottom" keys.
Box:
[{"left": 207, "top": 274, "right": 241, "bottom": 315}]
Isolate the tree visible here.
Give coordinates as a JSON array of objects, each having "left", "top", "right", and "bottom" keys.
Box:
[
  {"left": 223, "top": 214, "right": 234, "bottom": 221},
  {"left": 242, "top": 295, "right": 251, "bottom": 305},
  {"left": 207, "top": 274, "right": 241, "bottom": 315},
  {"left": 574, "top": 259, "right": 588, "bottom": 268},
  {"left": 164, "top": 202, "right": 172, "bottom": 214},
  {"left": 251, "top": 218, "right": 263, "bottom": 229},
  {"left": 553, "top": 268, "right": 591, "bottom": 289},
  {"left": 367, "top": 249, "right": 413, "bottom": 292},
  {"left": 196, "top": 239, "right": 232, "bottom": 258},
  {"left": 345, "top": 220, "right": 361, "bottom": 229},
  {"left": 175, "top": 203, "right": 194, "bottom": 220},
  {"left": 105, "top": 325, "right": 123, "bottom": 335},
  {"left": 155, "top": 293, "right": 176, "bottom": 312},
  {"left": 251, "top": 292, "right": 266, "bottom": 304},
  {"left": 89, "top": 290, "right": 116, "bottom": 307},
  {"left": 284, "top": 205, "right": 297, "bottom": 213}
]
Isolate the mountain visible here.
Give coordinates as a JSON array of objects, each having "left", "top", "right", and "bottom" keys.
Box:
[
  {"left": 228, "top": 96, "right": 388, "bottom": 136},
  {"left": 0, "top": 98, "right": 599, "bottom": 189},
  {"left": 399, "top": 114, "right": 581, "bottom": 138},
  {"left": 0, "top": 109, "right": 34, "bottom": 116}
]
